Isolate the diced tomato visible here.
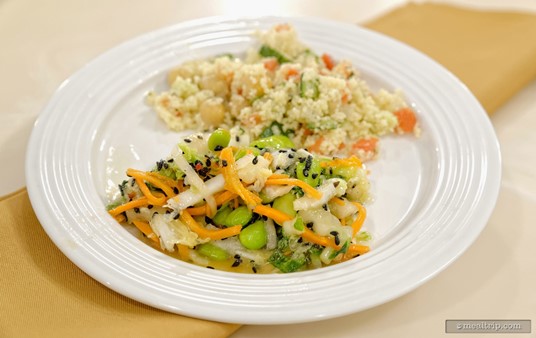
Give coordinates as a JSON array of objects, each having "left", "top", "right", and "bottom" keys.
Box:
[
  {"left": 321, "top": 53, "right": 335, "bottom": 70},
  {"left": 308, "top": 137, "right": 324, "bottom": 153},
  {"left": 263, "top": 58, "right": 279, "bottom": 71},
  {"left": 352, "top": 137, "right": 378, "bottom": 153},
  {"left": 341, "top": 91, "right": 349, "bottom": 104},
  {"left": 275, "top": 23, "right": 291, "bottom": 32},
  {"left": 394, "top": 107, "right": 417, "bottom": 133},
  {"left": 285, "top": 68, "right": 299, "bottom": 80}
]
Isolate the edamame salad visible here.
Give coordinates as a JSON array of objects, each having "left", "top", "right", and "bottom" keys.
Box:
[
  {"left": 147, "top": 23, "right": 419, "bottom": 161},
  {"left": 107, "top": 128, "right": 371, "bottom": 273}
]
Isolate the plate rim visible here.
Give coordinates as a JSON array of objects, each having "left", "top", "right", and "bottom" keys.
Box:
[{"left": 25, "top": 15, "right": 501, "bottom": 324}]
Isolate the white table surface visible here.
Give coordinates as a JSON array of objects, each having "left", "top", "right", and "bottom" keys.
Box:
[{"left": 2, "top": 0, "right": 535, "bottom": 337}]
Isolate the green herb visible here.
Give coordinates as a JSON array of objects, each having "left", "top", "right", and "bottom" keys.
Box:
[{"left": 259, "top": 45, "right": 290, "bottom": 63}]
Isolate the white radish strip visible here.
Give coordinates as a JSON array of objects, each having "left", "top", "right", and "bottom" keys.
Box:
[
  {"left": 170, "top": 147, "right": 218, "bottom": 214},
  {"left": 166, "top": 174, "right": 225, "bottom": 211}
]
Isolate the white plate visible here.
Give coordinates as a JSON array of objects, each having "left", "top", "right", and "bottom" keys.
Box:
[{"left": 26, "top": 16, "right": 501, "bottom": 324}]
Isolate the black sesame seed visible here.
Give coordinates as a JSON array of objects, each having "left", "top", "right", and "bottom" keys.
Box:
[
  {"left": 252, "top": 266, "right": 257, "bottom": 273},
  {"left": 156, "top": 160, "right": 164, "bottom": 171},
  {"left": 305, "top": 155, "right": 313, "bottom": 171},
  {"left": 278, "top": 149, "right": 287, "bottom": 153},
  {"left": 235, "top": 135, "right": 240, "bottom": 142},
  {"left": 197, "top": 135, "right": 203, "bottom": 139},
  {"left": 323, "top": 204, "right": 328, "bottom": 211},
  {"left": 252, "top": 156, "right": 258, "bottom": 165},
  {"left": 205, "top": 158, "right": 212, "bottom": 167},
  {"left": 204, "top": 216, "right": 212, "bottom": 224},
  {"left": 288, "top": 153, "right": 294, "bottom": 159},
  {"left": 165, "top": 210, "right": 171, "bottom": 214},
  {"left": 173, "top": 213, "right": 180, "bottom": 220},
  {"left": 173, "top": 187, "right": 179, "bottom": 194},
  {"left": 214, "top": 145, "right": 223, "bottom": 151},
  {"left": 303, "top": 169, "right": 309, "bottom": 177},
  {"left": 306, "top": 222, "right": 314, "bottom": 229},
  {"left": 330, "top": 231, "right": 338, "bottom": 236},
  {"left": 163, "top": 162, "right": 169, "bottom": 169},
  {"left": 167, "top": 158, "right": 174, "bottom": 163},
  {"left": 131, "top": 179, "right": 136, "bottom": 186},
  {"left": 231, "top": 260, "right": 241, "bottom": 267},
  {"left": 234, "top": 254, "right": 241, "bottom": 259},
  {"left": 334, "top": 235, "right": 340, "bottom": 246},
  {"left": 184, "top": 138, "right": 192, "bottom": 143},
  {"left": 311, "top": 173, "right": 318, "bottom": 179},
  {"left": 206, "top": 266, "right": 215, "bottom": 269},
  {"left": 147, "top": 205, "right": 153, "bottom": 209},
  {"left": 222, "top": 160, "right": 228, "bottom": 167},
  {"left": 134, "top": 207, "right": 140, "bottom": 213}
]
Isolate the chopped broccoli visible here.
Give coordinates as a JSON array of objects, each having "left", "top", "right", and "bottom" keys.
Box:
[
  {"left": 268, "top": 234, "right": 322, "bottom": 273},
  {"left": 153, "top": 159, "right": 183, "bottom": 180}
]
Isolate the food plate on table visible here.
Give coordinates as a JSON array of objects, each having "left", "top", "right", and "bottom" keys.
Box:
[{"left": 26, "top": 16, "right": 500, "bottom": 324}]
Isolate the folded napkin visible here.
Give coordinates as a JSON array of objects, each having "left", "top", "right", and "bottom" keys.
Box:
[
  {"left": 364, "top": 3, "right": 536, "bottom": 114},
  {"left": 2, "top": 3, "right": 536, "bottom": 338},
  {"left": 0, "top": 189, "right": 240, "bottom": 338}
]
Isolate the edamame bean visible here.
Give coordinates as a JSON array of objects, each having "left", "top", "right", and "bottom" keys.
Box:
[
  {"left": 249, "top": 135, "right": 295, "bottom": 149},
  {"left": 213, "top": 205, "right": 232, "bottom": 226},
  {"left": 197, "top": 243, "right": 229, "bottom": 261},
  {"left": 272, "top": 193, "right": 296, "bottom": 217},
  {"left": 208, "top": 129, "right": 231, "bottom": 151},
  {"left": 235, "top": 147, "right": 261, "bottom": 160},
  {"left": 296, "top": 156, "right": 322, "bottom": 187},
  {"left": 239, "top": 220, "right": 267, "bottom": 250},
  {"left": 224, "top": 206, "right": 252, "bottom": 227}
]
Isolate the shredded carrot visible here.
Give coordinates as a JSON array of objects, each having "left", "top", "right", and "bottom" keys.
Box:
[
  {"left": 321, "top": 156, "right": 362, "bottom": 168},
  {"left": 302, "top": 228, "right": 338, "bottom": 248},
  {"left": 108, "top": 197, "right": 149, "bottom": 217},
  {"left": 215, "top": 191, "right": 237, "bottom": 205},
  {"left": 185, "top": 205, "right": 207, "bottom": 216},
  {"left": 253, "top": 204, "right": 293, "bottom": 225},
  {"left": 132, "top": 220, "right": 159, "bottom": 244},
  {"left": 351, "top": 202, "right": 367, "bottom": 236},
  {"left": 134, "top": 177, "right": 167, "bottom": 206},
  {"left": 267, "top": 173, "right": 290, "bottom": 180},
  {"left": 330, "top": 197, "right": 345, "bottom": 206},
  {"left": 146, "top": 171, "right": 179, "bottom": 190},
  {"left": 233, "top": 197, "right": 239, "bottom": 209},
  {"left": 180, "top": 210, "right": 242, "bottom": 240},
  {"left": 186, "top": 191, "right": 237, "bottom": 216},
  {"left": 177, "top": 244, "right": 190, "bottom": 260},
  {"left": 114, "top": 214, "right": 126, "bottom": 223},
  {"left": 219, "top": 147, "right": 261, "bottom": 207},
  {"left": 264, "top": 178, "right": 322, "bottom": 199},
  {"left": 127, "top": 169, "right": 175, "bottom": 197},
  {"left": 263, "top": 152, "right": 273, "bottom": 163},
  {"left": 347, "top": 244, "right": 370, "bottom": 255}
]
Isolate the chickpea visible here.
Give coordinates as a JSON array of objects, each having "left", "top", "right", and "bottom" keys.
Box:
[
  {"left": 200, "top": 74, "right": 229, "bottom": 97},
  {"left": 199, "top": 98, "right": 225, "bottom": 127},
  {"left": 167, "top": 65, "right": 195, "bottom": 86}
]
